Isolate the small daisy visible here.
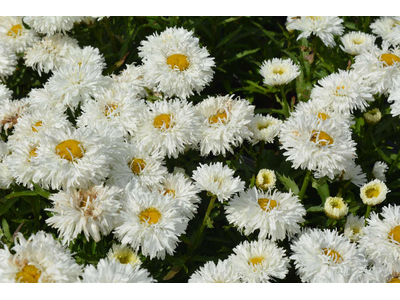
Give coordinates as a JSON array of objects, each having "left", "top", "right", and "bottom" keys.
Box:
[
  {"left": 260, "top": 58, "right": 300, "bottom": 86},
  {"left": 226, "top": 187, "right": 306, "bottom": 241},
  {"left": 324, "top": 196, "right": 348, "bottom": 220},
  {"left": 0, "top": 16, "right": 39, "bottom": 53},
  {"left": 0, "top": 42, "right": 17, "bottom": 79},
  {"left": 0, "top": 231, "right": 82, "bottom": 283},
  {"left": 370, "top": 17, "right": 400, "bottom": 45},
  {"left": 196, "top": 94, "right": 254, "bottom": 157},
  {"left": 138, "top": 27, "right": 215, "bottom": 99},
  {"left": 373, "top": 161, "right": 389, "bottom": 182},
  {"left": 0, "top": 83, "right": 12, "bottom": 102},
  {"left": 0, "top": 99, "right": 30, "bottom": 134},
  {"left": 107, "top": 244, "right": 142, "bottom": 268},
  {"left": 188, "top": 259, "right": 241, "bottom": 283},
  {"left": 360, "top": 179, "right": 389, "bottom": 206},
  {"left": 344, "top": 214, "right": 365, "bottom": 242},
  {"left": 28, "top": 85, "right": 65, "bottom": 111},
  {"left": 364, "top": 108, "right": 382, "bottom": 124},
  {"left": 388, "top": 82, "right": 400, "bottom": 117},
  {"left": 114, "top": 187, "right": 189, "bottom": 260},
  {"left": 340, "top": 31, "right": 376, "bottom": 55},
  {"left": 342, "top": 160, "right": 367, "bottom": 187},
  {"left": 62, "top": 46, "right": 106, "bottom": 70},
  {"left": 80, "top": 258, "right": 155, "bottom": 283},
  {"left": 255, "top": 169, "right": 277, "bottom": 191},
  {"left": 229, "top": 239, "right": 289, "bottom": 283},
  {"left": 110, "top": 63, "right": 147, "bottom": 97},
  {"left": 0, "top": 150, "right": 13, "bottom": 189},
  {"left": 248, "top": 114, "right": 282, "bottom": 144},
  {"left": 192, "top": 162, "right": 245, "bottom": 203},
  {"left": 23, "top": 16, "right": 83, "bottom": 36}
]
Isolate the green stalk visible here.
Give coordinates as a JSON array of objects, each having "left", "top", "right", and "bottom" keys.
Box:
[
  {"left": 104, "top": 18, "right": 118, "bottom": 53},
  {"left": 256, "top": 141, "right": 265, "bottom": 172},
  {"left": 365, "top": 205, "right": 372, "bottom": 222},
  {"left": 279, "top": 85, "right": 290, "bottom": 118},
  {"left": 298, "top": 170, "right": 312, "bottom": 200},
  {"left": 388, "top": 150, "right": 400, "bottom": 176}
]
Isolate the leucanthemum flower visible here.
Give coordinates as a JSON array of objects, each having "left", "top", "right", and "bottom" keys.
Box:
[
  {"left": 255, "top": 169, "right": 276, "bottom": 191},
  {"left": 290, "top": 228, "right": 367, "bottom": 283},
  {"left": 107, "top": 244, "right": 142, "bottom": 268},
  {"left": 0, "top": 17, "right": 39, "bottom": 53},
  {"left": 0, "top": 144, "right": 13, "bottom": 189},
  {"left": 188, "top": 259, "right": 240, "bottom": 283},
  {"left": 0, "top": 231, "right": 82, "bottom": 283},
  {"left": 138, "top": 27, "right": 215, "bottom": 99},
  {"left": 0, "top": 99, "right": 30, "bottom": 133},
  {"left": 340, "top": 31, "right": 376, "bottom": 55},
  {"left": 370, "top": 17, "right": 400, "bottom": 45},
  {"left": 114, "top": 187, "right": 189, "bottom": 260},
  {"left": 286, "top": 16, "right": 344, "bottom": 47},
  {"left": 62, "top": 46, "right": 106, "bottom": 70},
  {"left": 110, "top": 63, "right": 147, "bottom": 97},
  {"left": 80, "top": 258, "right": 155, "bottom": 283},
  {"left": 344, "top": 214, "right": 365, "bottom": 242},
  {"left": 260, "top": 58, "right": 300, "bottom": 86},
  {"left": 135, "top": 98, "right": 201, "bottom": 158},
  {"left": 24, "top": 33, "right": 79, "bottom": 75},
  {"left": 388, "top": 81, "right": 400, "bottom": 117},
  {"left": 342, "top": 160, "right": 367, "bottom": 187},
  {"left": 192, "top": 162, "right": 245, "bottom": 203},
  {"left": 249, "top": 114, "right": 282, "bottom": 144},
  {"left": 28, "top": 85, "right": 64, "bottom": 111},
  {"left": 364, "top": 108, "right": 382, "bottom": 124},
  {"left": 373, "top": 161, "right": 389, "bottom": 182},
  {"left": 310, "top": 69, "right": 374, "bottom": 113},
  {"left": 226, "top": 187, "right": 305, "bottom": 241},
  {"left": 23, "top": 16, "right": 83, "bottom": 36},
  {"left": 0, "top": 42, "right": 17, "bottom": 79},
  {"left": 196, "top": 95, "right": 254, "bottom": 157},
  {"left": 324, "top": 196, "right": 348, "bottom": 220},
  {"left": 46, "top": 184, "right": 123, "bottom": 244},
  {"left": 229, "top": 239, "right": 289, "bottom": 283},
  {"left": 0, "top": 83, "right": 12, "bottom": 102},
  {"left": 360, "top": 179, "right": 389, "bottom": 206}
]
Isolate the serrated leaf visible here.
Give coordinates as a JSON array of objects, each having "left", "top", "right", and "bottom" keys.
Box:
[
  {"left": 306, "top": 205, "right": 324, "bottom": 212},
  {"left": 276, "top": 172, "right": 300, "bottom": 194},
  {"left": 311, "top": 178, "right": 330, "bottom": 203},
  {"left": 2, "top": 219, "right": 11, "bottom": 241}
]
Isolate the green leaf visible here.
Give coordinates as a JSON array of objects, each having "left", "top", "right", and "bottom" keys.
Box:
[
  {"left": 220, "top": 48, "right": 260, "bottom": 67},
  {"left": 311, "top": 178, "right": 330, "bottom": 203},
  {"left": 216, "top": 25, "right": 243, "bottom": 48},
  {"left": 306, "top": 205, "right": 324, "bottom": 212},
  {"left": 2, "top": 218, "right": 11, "bottom": 241},
  {"left": 0, "top": 198, "right": 19, "bottom": 216},
  {"left": 276, "top": 172, "right": 300, "bottom": 194},
  {"left": 5, "top": 190, "right": 37, "bottom": 200},
  {"left": 30, "top": 181, "right": 50, "bottom": 199}
]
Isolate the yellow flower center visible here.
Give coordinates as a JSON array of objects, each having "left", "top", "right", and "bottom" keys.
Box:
[
  {"left": 130, "top": 158, "right": 146, "bottom": 174},
  {"left": 352, "top": 226, "right": 361, "bottom": 234},
  {"left": 249, "top": 257, "right": 265, "bottom": 266},
  {"left": 105, "top": 104, "right": 118, "bottom": 116},
  {"left": 28, "top": 147, "right": 38, "bottom": 162},
  {"left": 306, "top": 16, "right": 322, "bottom": 21},
  {"left": 317, "top": 112, "right": 330, "bottom": 121},
  {"left": 365, "top": 187, "right": 380, "bottom": 198},
  {"left": 310, "top": 130, "right": 334, "bottom": 146},
  {"left": 167, "top": 54, "right": 190, "bottom": 71},
  {"left": 139, "top": 207, "right": 161, "bottom": 225},
  {"left": 115, "top": 252, "right": 136, "bottom": 264},
  {"left": 163, "top": 189, "right": 176, "bottom": 197},
  {"left": 31, "top": 121, "right": 42, "bottom": 132},
  {"left": 380, "top": 53, "right": 400, "bottom": 66},
  {"left": 209, "top": 112, "right": 227, "bottom": 124},
  {"left": 273, "top": 68, "right": 285, "bottom": 75},
  {"left": 352, "top": 38, "right": 364, "bottom": 45},
  {"left": 389, "top": 225, "right": 400, "bottom": 244},
  {"left": 323, "top": 248, "right": 342, "bottom": 263},
  {"left": 154, "top": 114, "right": 172, "bottom": 130},
  {"left": 258, "top": 198, "right": 278, "bottom": 212},
  {"left": 8, "top": 24, "right": 22, "bottom": 37},
  {"left": 16, "top": 265, "right": 41, "bottom": 283},
  {"left": 389, "top": 278, "right": 400, "bottom": 283},
  {"left": 55, "top": 139, "right": 84, "bottom": 161}
]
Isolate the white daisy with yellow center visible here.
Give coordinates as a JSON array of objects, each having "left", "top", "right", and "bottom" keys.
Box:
[
  {"left": 0, "top": 99, "right": 30, "bottom": 134},
  {"left": 0, "top": 16, "right": 39, "bottom": 53},
  {"left": 189, "top": 259, "right": 240, "bottom": 283},
  {"left": 324, "top": 196, "right": 348, "bottom": 220},
  {"left": 0, "top": 42, "right": 18, "bottom": 79},
  {"left": 249, "top": 114, "right": 282, "bottom": 145},
  {"left": 344, "top": 214, "right": 365, "bottom": 242},
  {"left": 110, "top": 63, "right": 147, "bottom": 97},
  {"left": 255, "top": 168, "right": 277, "bottom": 190},
  {"left": 340, "top": 31, "right": 376, "bottom": 55},
  {"left": 370, "top": 17, "right": 400, "bottom": 45},
  {"left": 260, "top": 58, "right": 300, "bottom": 86},
  {"left": 107, "top": 244, "right": 142, "bottom": 268},
  {"left": 360, "top": 179, "right": 389, "bottom": 206},
  {"left": 23, "top": 16, "right": 83, "bottom": 36}
]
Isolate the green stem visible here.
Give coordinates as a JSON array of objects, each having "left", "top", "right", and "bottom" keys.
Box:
[
  {"left": 279, "top": 86, "right": 290, "bottom": 118},
  {"left": 388, "top": 150, "right": 400, "bottom": 176},
  {"left": 298, "top": 170, "right": 312, "bottom": 200},
  {"left": 365, "top": 205, "right": 372, "bottom": 222},
  {"left": 364, "top": 16, "right": 371, "bottom": 33},
  {"left": 256, "top": 141, "right": 265, "bottom": 172},
  {"left": 104, "top": 18, "right": 117, "bottom": 53}
]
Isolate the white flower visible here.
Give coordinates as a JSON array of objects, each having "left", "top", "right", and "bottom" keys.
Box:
[
  {"left": 24, "top": 33, "right": 79, "bottom": 75},
  {"left": 0, "top": 17, "right": 39, "bottom": 53},
  {"left": 23, "top": 16, "right": 83, "bottom": 36},
  {"left": 344, "top": 214, "right": 365, "bottom": 242},
  {"left": 340, "top": 31, "right": 376, "bottom": 55},
  {"left": 192, "top": 162, "right": 245, "bottom": 203},
  {"left": 290, "top": 228, "right": 367, "bottom": 283},
  {"left": 364, "top": 108, "right": 382, "bottom": 124},
  {"left": 61, "top": 46, "right": 106, "bottom": 70},
  {"left": 229, "top": 239, "right": 290, "bottom": 283},
  {"left": 196, "top": 95, "right": 254, "bottom": 157},
  {"left": 134, "top": 98, "right": 201, "bottom": 158},
  {"left": 370, "top": 17, "right": 400, "bottom": 45},
  {"left": 324, "top": 196, "right": 348, "bottom": 220},
  {"left": 138, "top": 27, "right": 215, "bottom": 99},
  {"left": 373, "top": 161, "right": 389, "bottom": 182},
  {"left": 110, "top": 63, "right": 147, "bottom": 97},
  {"left": 249, "top": 114, "right": 282, "bottom": 144},
  {"left": 286, "top": 16, "right": 344, "bottom": 47},
  {"left": 0, "top": 99, "right": 30, "bottom": 133},
  {"left": 80, "top": 258, "right": 155, "bottom": 283},
  {"left": 226, "top": 187, "right": 305, "bottom": 241},
  {"left": 342, "top": 160, "right": 367, "bottom": 187},
  {"left": 0, "top": 42, "right": 17, "bottom": 78},
  {"left": 359, "top": 204, "right": 400, "bottom": 271},
  {"left": 255, "top": 169, "right": 277, "bottom": 190},
  {"left": 107, "top": 244, "right": 142, "bottom": 268},
  {"left": 188, "top": 259, "right": 240, "bottom": 283},
  {"left": 27, "top": 85, "right": 63, "bottom": 111},
  {"left": 360, "top": 179, "right": 389, "bottom": 206},
  {"left": 260, "top": 58, "right": 300, "bottom": 86},
  {"left": 388, "top": 81, "right": 400, "bottom": 117},
  {"left": 114, "top": 187, "right": 189, "bottom": 260},
  {"left": 0, "top": 156, "right": 13, "bottom": 189},
  {"left": 0, "top": 83, "right": 12, "bottom": 102},
  {"left": 46, "top": 184, "right": 123, "bottom": 244},
  {"left": 0, "top": 231, "right": 82, "bottom": 283},
  {"left": 310, "top": 69, "right": 374, "bottom": 113}
]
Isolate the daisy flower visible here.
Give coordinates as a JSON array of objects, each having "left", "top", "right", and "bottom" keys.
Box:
[
  {"left": 226, "top": 187, "right": 305, "bottom": 241},
  {"left": 248, "top": 114, "right": 282, "bottom": 144},
  {"left": 28, "top": 85, "right": 64, "bottom": 111},
  {"left": 0, "top": 231, "right": 82, "bottom": 283},
  {"left": 229, "top": 239, "right": 289, "bottom": 283},
  {"left": 286, "top": 16, "right": 344, "bottom": 47},
  {"left": 188, "top": 259, "right": 240, "bottom": 283},
  {"left": 110, "top": 63, "right": 147, "bottom": 97},
  {"left": 342, "top": 160, "right": 367, "bottom": 187},
  {"left": 107, "top": 244, "right": 142, "bottom": 268},
  {"left": 364, "top": 261, "right": 400, "bottom": 283},
  {"left": 0, "top": 99, "right": 30, "bottom": 134},
  {"left": 114, "top": 187, "right": 189, "bottom": 260},
  {"left": 255, "top": 169, "right": 277, "bottom": 191},
  {"left": 344, "top": 214, "right": 365, "bottom": 242},
  {"left": 0, "top": 42, "right": 17, "bottom": 79},
  {"left": 192, "top": 162, "right": 245, "bottom": 203},
  {"left": 388, "top": 81, "right": 400, "bottom": 117},
  {"left": 0, "top": 83, "right": 12, "bottom": 102},
  {"left": 370, "top": 17, "right": 400, "bottom": 45},
  {"left": 290, "top": 228, "right": 367, "bottom": 283},
  {"left": 324, "top": 196, "right": 348, "bottom": 220},
  {"left": 196, "top": 94, "right": 254, "bottom": 157},
  {"left": 46, "top": 184, "right": 123, "bottom": 244},
  {"left": 260, "top": 58, "right": 300, "bottom": 86},
  {"left": 23, "top": 16, "right": 83, "bottom": 36},
  {"left": 373, "top": 161, "right": 389, "bottom": 182},
  {"left": 24, "top": 33, "right": 79, "bottom": 75},
  {"left": 0, "top": 143, "right": 13, "bottom": 189},
  {"left": 0, "top": 16, "right": 39, "bottom": 53},
  {"left": 62, "top": 46, "right": 106, "bottom": 70},
  {"left": 340, "top": 31, "right": 376, "bottom": 55},
  {"left": 360, "top": 179, "right": 389, "bottom": 206},
  {"left": 138, "top": 27, "right": 215, "bottom": 99},
  {"left": 364, "top": 108, "right": 382, "bottom": 124},
  {"left": 80, "top": 258, "right": 155, "bottom": 283}
]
